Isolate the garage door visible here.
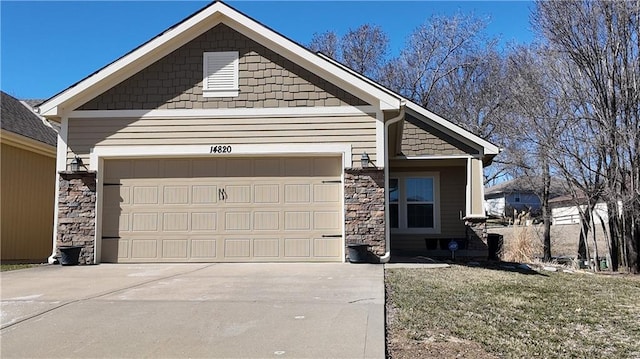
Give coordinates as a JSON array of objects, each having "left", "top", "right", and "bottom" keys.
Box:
[{"left": 101, "top": 157, "right": 343, "bottom": 263}]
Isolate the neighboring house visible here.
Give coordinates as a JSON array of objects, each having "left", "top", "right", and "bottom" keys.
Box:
[
  {"left": 1, "top": 91, "right": 58, "bottom": 262},
  {"left": 484, "top": 178, "right": 546, "bottom": 218},
  {"left": 550, "top": 195, "right": 611, "bottom": 226},
  {"left": 38, "top": 1, "right": 499, "bottom": 264}
]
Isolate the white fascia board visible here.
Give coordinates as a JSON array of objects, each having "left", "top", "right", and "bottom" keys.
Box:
[
  {"left": 405, "top": 101, "right": 500, "bottom": 156},
  {"left": 69, "top": 106, "right": 376, "bottom": 119},
  {"left": 39, "top": 6, "right": 227, "bottom": 118},
  {"left": 393, "top": 155, "right": 473, "bottom": 160},
  {"left": 90, "top": 143, "right": 353, "bottom": 170}
]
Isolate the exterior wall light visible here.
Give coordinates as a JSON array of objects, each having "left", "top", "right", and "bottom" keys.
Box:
[
  {"left": 70, "top": 156, "right": 85, "bottom": 172},
  {"left": 361, "top": 152, "right": 370, "bottom": 168}
]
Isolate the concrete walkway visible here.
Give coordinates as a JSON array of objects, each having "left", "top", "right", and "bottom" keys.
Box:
[{"left": 1, "top": 263, "right": 384, "bottom": 358}]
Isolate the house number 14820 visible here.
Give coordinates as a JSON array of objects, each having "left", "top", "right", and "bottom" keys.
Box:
[{"left": 210, "top": 145, "right": 232, "bottom": 154}]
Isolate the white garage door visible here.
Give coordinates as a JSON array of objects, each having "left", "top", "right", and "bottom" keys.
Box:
[{"left": 101, "top": 157, "right": 343, "bottom": 263}]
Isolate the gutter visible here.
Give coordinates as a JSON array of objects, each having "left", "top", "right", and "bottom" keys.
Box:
[{"left": 378, "top": 104, "right": 405, "bottom": 263}]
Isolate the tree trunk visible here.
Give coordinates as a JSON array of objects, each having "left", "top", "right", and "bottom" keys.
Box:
[{"left": 542, "top": 157, "right": 552, "bottom": 261}]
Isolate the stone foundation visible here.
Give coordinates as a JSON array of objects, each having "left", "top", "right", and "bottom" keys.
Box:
[
  {"left": 465, "top": 218, "right": 488, "bottom": 251},
  {"left": 57, "top": 171, "right": 97, "bottom": 264},
  {"left": 344, "top": 168, "right": 386, "bottom": 258}
]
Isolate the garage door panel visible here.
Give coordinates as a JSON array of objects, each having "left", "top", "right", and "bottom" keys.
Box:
[
  {"left": 225, "top": 185, "right": 251, "bottom": 203},
  {"left": 285, "top": 212, "right": 310, "bottom": 230},
  {"left": 253, "top": 238, "right": 279, "bottom": 257},
  {"left": 284, "top": 238, "right": 311, "bottom": 257},
  {"left": 314, "top": 211, "right": 341, "bottom": 230},
  {"left": 284, "top": 158, "right": 311, "bottom": 176},
  {"left": 225, "top": 212, "right": 251, "bottom": 231},
  {"left": 313, "top": 157, "right": 342, "bottom": 176},
  {"left": 163, "top": 212, "right": 189, "bottom": 231},
  {"left": 191, "top": 239, "right": 216, "bottom": 258},
  {"left": 133, "top": 186, "right": 158, "bottom": 204},
  {"left": 102, "top": 157, "right": 343, "bottom": 263},
  {"left": 225, "top": 239, "right": 251, "bottom": 257},
  {"left": 285, "top": 184, "right": 310, "bottom": 203},
  {"left": 162, "top": 239, "right": 188, "bottom": 258},
  {"left": 192, "top": 159, "right": 218, "bottom": 177},
  {"left": 226, "top": 159, "right": 252, "bottom": 177},
  {"left": 254, "top": 184, "right": 279, "bottom": 203},
  {"left": 313, "top": 184, "right": 341, "bottom": 202},
  {"left": 192, "top": 185, "right": 218, "bottom": 204},
  {"left": 191, "top": 212, "right": 217, "bottom": 231},
  {"left": 130, "top": 239, "right": 158, "bottom": 259},
  {"left": 131, "top": 213, "right": 158, "bottom": 231},
  {"left": 163, "top": 186, "right": 189, "bottom": 204},
  {"left": 163, "top": 159, "right": 190, "bottom": 176},
  {"left": 314, "top": 238, "right": 342, "bottom": 257},
  {"left": 134, "top": 159, "right": 160, "bottom": 178}
]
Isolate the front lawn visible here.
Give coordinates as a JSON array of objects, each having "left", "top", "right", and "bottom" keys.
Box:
[{"left": 386, "top": 265, "right": 640, "bottom": 358}]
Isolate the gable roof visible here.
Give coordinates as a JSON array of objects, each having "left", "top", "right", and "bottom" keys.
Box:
[
  {"left": 37, "top": 0, "right": 499, "bottom": 160},
  {"left": 1, "top": 91, "right": 57, "bottom": 147},
  {"left": 38, "top": 1, "right": 401, "bottom": 118}
]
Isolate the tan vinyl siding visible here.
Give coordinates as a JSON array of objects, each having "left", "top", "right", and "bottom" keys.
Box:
[
  {"left": 1, "top": 143, "right": 55, "bottom": 262},
  {"left": 79, "top": 24, "right": 367, "bottom": 111},
  {"left": 66, "top": 114, "right": 377, "bottom": 166}
]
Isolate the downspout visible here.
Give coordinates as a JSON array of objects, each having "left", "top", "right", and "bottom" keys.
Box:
[
  {"left": 48, "top": 115, "right": 68, "bottom": 264},
  {"left": 378, "top": 104, "right": 405, "bottom": 263}
]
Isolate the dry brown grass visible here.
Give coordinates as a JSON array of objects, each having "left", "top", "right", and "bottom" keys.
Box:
[
  {"left": 386, "top": 266, "right": 640, "bottom": 358},
  {"left": 501, "top": 225, "right": 539, "bottom": 263}
]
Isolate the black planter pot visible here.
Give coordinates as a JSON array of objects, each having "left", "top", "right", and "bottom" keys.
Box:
[
  {"left": 58, "top": 246, "right": 83, "bottom": 266},
  {"left": 347, "top": 244, "right": 370, "bottom": 263}
]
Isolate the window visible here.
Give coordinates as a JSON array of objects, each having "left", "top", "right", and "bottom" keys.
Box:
[
  {"left": 203, "top": 51, "right": 239, "bottom": 97},
  {"left": 389, "top": 174, "right": 439, "bottom": 233}
]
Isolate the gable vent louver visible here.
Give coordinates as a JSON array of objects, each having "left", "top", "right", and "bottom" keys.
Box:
[{"left": 203, "top": 51, "right": 239, "bottom": 97}]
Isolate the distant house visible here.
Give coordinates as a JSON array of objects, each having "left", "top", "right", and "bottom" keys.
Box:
[
  {"left": 485, "top": 178, "right": 543, "bottom": 218},
  {"left": 1, "top": 91, "right": 58, "bottom": 263},
  {"left": 550, "top": 195, "right": 610, "bottom": 226}
]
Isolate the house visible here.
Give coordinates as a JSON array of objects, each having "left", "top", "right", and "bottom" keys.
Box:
[
  {"left": 550, "top": 195, "right": 611, "bottom": 226},
  {"left": 485, "top": 178, "right": 544, "bottom": 218},
  {"left": 37, "top": 1, "right": 499, "bottom": 264},
  {"left": 1, "top": 91, "right": 58, "bottom": 262}
]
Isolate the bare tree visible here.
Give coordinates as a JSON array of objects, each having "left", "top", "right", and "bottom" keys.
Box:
[
  {"left": 532, "top": 0, "right": 640, "bottom": 272},
  {"left": 341, "top": 24, "right": 389, "bottom": 79},
  {"left": 308, "top": 31, "right": 339, "bottom": 59},
  {"left": 379, "top": 13, "right": 492, "bottom": 109}
]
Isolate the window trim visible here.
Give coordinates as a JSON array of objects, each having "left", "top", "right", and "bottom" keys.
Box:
[
  {"left": 203, "top": 51, "right": 239, "bottom": 97},
  {"left": 389, "top": 172, "right": 441, "bottom": 234}
]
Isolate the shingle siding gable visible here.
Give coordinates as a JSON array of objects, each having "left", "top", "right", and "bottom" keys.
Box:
[{"left": 79, "top": 24, "right": 367, "bottom": 110}]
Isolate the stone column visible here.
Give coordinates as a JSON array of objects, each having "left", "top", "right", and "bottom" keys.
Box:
[
  {"left": 344, "top": 168, "right": 386, "bottom": 257},
  {"left": 57, "top": 171, "right": 97, "bottom": 264}
]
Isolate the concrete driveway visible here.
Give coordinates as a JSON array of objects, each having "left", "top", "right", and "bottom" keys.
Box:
[{"left": 1, "top": 263, "right": 384, "bottom": 358}]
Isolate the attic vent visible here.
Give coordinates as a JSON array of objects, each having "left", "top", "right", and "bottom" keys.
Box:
[{"left": 203, "top": 51, "right": 239, "bottom": 97}]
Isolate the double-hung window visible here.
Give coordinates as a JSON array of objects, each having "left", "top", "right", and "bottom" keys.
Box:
[{"left": 389, "top": 174, "right": 440, "bottom": 233}]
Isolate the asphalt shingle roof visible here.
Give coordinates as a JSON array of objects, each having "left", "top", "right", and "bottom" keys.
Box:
[{"left": 1, "top": 91, "right": 57, "bottom": 147}]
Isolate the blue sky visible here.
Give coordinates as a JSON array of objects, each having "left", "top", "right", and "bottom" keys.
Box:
[{"left": 1, "top": 1, "right": 534, "bottom": 100}]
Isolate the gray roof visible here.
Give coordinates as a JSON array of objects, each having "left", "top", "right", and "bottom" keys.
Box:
[
  {"left": 485, "top": 177, "right": 565, "bottom": 197},
  {"left": 1, "top": 91, "right": 57, "bottom": 147}
]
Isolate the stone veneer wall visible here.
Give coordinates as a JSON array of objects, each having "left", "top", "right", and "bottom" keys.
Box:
[
  {"left": 344, "top": 169, "right": 386, "bottom": 259},
  {"left": 57, "top": 172, "right": 97, "bottom": 264},
  {"left": 465, "top": 218, "right": 488, "bottom": 251}
]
